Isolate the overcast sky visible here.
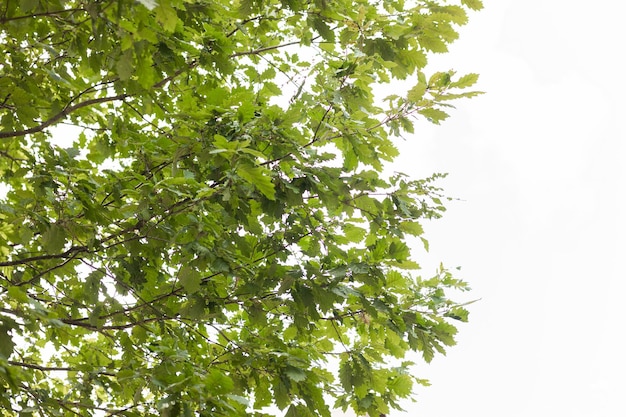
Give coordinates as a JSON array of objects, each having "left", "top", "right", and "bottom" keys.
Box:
[{"left": 383, "top": 1, "right": 626, "bottom": 416}]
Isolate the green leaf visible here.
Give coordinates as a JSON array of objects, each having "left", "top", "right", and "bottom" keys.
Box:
[
  {"left": 407, "top": 83, "right": 427, "bottom": 102},
  {"left": 388, "top": 374, "right": 413, "bottom": 397},
  {"left": 179, "top": 266, "right": 201, "bottom": 294},
  {"left": 311, "top": 16, "right": 335, "bottom": 42},
  {"left": 236, "top": 164, "right": 276, "bottom": 200},
  {"left": 237, "top": 101, "right": 256, "bottom": 123},
  {"left": 419, "top": 108, "right": 450, "bottom": 124},
  {"left": 19, "top": 0, "right": 39, "bottom": 12},
  {"left": 42, "top": 224, "right": 66, "bottom": 253},
  {"left": 283, "top": 325, "right": 298, "bottom": 341},
  {"left": 398, "top": 221, "right": 424, "bottom": 236},
  {"left": 451, "top": 73, "right": 480, "bottom": 88},
  {"left": 274, "top": 380, "right": 291, "bottom": 409},
  {"left": 286, "top": 404, "right": 316, "bottom": 417},
  {"left": 116, "top": 50, "right": 134, "bottom": 81},
  {"left": 0, "top": 321, "right": 15, "bottom": 358},
  {"left": 444, "top": 306, "right": 470, "bottom": 322},
  {"left": 226, "top": 394, "right": 250, "bottom": 407},
  {"left": 339, "top": 360, "right": 353, "bottom": 390},
  {"left": 155, "top": 2, "right": 180, "bottom": 33},
  {"left": 462, "top": 0, "right": 484, "bottom": 10},
  {"left": 429, "top": 71, "right": 452, "bottom": 87},
  {"left": 343, "top": 223, "right": 367, "bottom": 242},
  {"left": 285, "top": 365, "right": 307, "bottom": 382},
  {"left": 206, "top": 369, "right": 234, "bottom": 394},
  {"left": 84, "top": 270, "right": 103, "bottom": 304},
  {"left": 385, "top": 270, "right": 408, "bottom": 291}
]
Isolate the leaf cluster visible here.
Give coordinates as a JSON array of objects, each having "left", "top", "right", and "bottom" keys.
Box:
[{"left": 0, "top": 0, "right": 481, "bottom": 416}]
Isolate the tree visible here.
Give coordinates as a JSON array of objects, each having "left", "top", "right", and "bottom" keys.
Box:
[{"left": 0, "top": 0, "right": 482, "bottom": 416}]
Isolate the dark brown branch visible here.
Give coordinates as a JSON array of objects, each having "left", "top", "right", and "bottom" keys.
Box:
[
  {"left": 226, "top": 15, "right": 265, "bottom": 38},
  {"left": 20, "top": 251, "right": 83, "bottom": 286},
  {"left": 8, "top": 361, "right": 115, "bottom": 376},
  {"left": 0, "top": 8, "right": 85, "bottom": 23},
  {"left": 153, "top": 60, "right": 197, "bottom": 89},
  {"left": 0, "top": 94, "right": 128, "bottom": 139},
  {"left": 0, "top": 56, "right": 198, "bottom": 140},
  {"left": 68, "top": 230, "right": 314, "bottom": 325},
  {"left": 230, "top": 39, "right": 306, "bottom": 58},
  {"left": 260, "top": 67, "right": 350, "bottom": 167},
  {"left": 0, "top": 245, "right": 88, "bottom": 267},
  {"left": 55, "top": 399, "right": 141, "bottom": 414},
  {"left": 64, "top": 78, "right": 121, "bottom": 108},
  {"left": 61, "top": 315, "right": 166, "bottom": 331}
]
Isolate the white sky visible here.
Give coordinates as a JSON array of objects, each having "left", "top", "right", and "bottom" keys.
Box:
[{"left": 385, "top": 1, "right": 626, "bottom": 416}]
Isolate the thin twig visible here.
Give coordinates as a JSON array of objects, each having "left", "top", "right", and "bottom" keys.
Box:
[{"left": 230, "top": 39, "right": 312, "bottom": 58}]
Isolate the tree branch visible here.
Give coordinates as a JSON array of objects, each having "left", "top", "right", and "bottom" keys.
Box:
[
  {"left": 226, "top": 15, "right": 265, "bottom": 38},
  {"left": 153, "top": 60, "right": 198, "bottom": 89},
  {"left": 65, "top": 229, "right": 315, "bottom": 326},
  {"left": 61, "top": 315, "right": 166, "bottom": 331},
  {"left": 0, "top": 94, "right": 128, "bottom": 140},
  {"left": 0, "top": 148, "right": 27, "bottom": 162},
  {"left": 0, "top": 245, "right": 88, "bottom": 267},
  {"left": 8, "top": 361, "right": 116, "bottom": 376},
  {"left": 0, "top": 8, "right": 85, "bottom": 24},
  {"left": 0, "top": 57, "right": 199, "bottom": 140},
  {"left": 230, "top": 39, "right": 311, "bottom": 58},
  {"left": 20, "top": 251, "right": 84, "bottom": 287}
]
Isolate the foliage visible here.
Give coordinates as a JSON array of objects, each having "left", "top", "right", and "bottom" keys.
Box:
[{"left": 0, "top": 0, "right": 482, "bottom": 415}]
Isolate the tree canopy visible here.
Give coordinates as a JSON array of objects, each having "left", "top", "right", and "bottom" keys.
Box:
[{"left": 0, "top": 0, "right": 482, "bottom": 416}]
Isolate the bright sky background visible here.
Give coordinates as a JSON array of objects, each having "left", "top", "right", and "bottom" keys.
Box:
[{"left": 383, "top": 0, "right": 626, "bottom": 416}]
